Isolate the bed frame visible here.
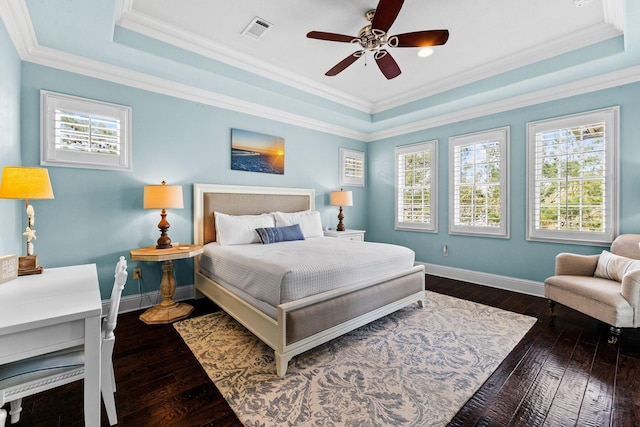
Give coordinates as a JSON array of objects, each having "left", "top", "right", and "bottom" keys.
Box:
[{"left": 193, "top": 183, "right": 425, "bottom": 376}]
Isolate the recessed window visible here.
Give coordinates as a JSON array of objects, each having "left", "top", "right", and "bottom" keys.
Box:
[
  {"left": 395, "top": 141, "right": 437, "bottom": 232},
  {"left": 449, "top": 127, "right": 509, "bottom": 238},
  {"left": 340, "top": 148, "right": 365, "bottom": 187},
  {"left": 41, "top": 90, "right": 132, "bottom": 171},
  {"left": 526, "top": 107, "right": 619, "bottom": 245}
]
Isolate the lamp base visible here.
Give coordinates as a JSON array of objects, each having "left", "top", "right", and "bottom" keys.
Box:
[{"left": 18, "top": 255, "right": 43, "bottom": 276}]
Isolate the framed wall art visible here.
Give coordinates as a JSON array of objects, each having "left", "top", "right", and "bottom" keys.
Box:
[{"left": 231, "top": 128, "right": 285, "bottom": 175}]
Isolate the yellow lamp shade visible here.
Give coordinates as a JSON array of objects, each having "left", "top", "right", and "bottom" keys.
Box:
[
  {"left": 143, "top": 181, "right": 184, "bottom": 209},
  {"left": 330, "top": 189, "right": 353, "bottom": 207},
  {"left": 0, "top": 166, "right": 54, "bottom": 200}
]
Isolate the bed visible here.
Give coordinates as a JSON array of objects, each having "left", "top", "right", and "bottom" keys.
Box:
[{"left": 193, "top": 183, "right": 425, "bottom": 376}]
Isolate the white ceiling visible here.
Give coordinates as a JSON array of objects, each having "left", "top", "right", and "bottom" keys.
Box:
[{"left": 117, "top": 0, "right": 622, "bottom": 113}]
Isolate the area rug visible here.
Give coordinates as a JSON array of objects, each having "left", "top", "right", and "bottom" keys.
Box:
[{"left": 173, "top": 291, "right": 536, "bottom": 426}]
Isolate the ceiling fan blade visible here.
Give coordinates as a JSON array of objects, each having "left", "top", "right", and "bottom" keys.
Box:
[
  {"left": 393, "top": 30, "right": 450, "bottom": 47},
  {"left": 374, "top": 49, "right": 401, "bottom": 80},
  {"left": 371, "top": 0, "right": 404, "bottom": 33},
  {"left": 325, "top": 52, "right": 362, "bottom": 76},
  {"left": 307, "top": 31, "right": 355, "bottom": 43}
]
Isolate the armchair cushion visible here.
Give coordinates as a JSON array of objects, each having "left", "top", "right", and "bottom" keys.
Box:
[{"left": 594, "top": 250, "right": 640, "bottom": 282}]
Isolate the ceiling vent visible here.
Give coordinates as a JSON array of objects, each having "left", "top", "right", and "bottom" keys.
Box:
[{"left": 242, "top": 17, "right": 273, "bottom": 40}]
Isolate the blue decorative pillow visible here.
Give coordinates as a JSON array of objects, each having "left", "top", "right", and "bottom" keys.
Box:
[{"left": 255, "top": 224, "right": 305, "bottom": 244}]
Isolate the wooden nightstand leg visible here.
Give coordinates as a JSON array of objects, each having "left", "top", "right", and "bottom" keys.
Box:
[{"left": 140, "top": 260, "right": 193, "bottom": 324}]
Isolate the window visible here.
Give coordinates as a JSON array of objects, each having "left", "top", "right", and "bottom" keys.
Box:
[
  {"left": 340, "top": 148, "right": 365, "bottom": 187},
  {"left": 41, "top": 90, "right": 132, "bottom": 170},
  {"left": 527, "top": 107, "right": 619, "bottom": 245},
  {"left": 395, "top": 141, "right": 437, "bottom": 232},
  {"left": 449, "top": 127, "right": 509, "bottom": 237}
]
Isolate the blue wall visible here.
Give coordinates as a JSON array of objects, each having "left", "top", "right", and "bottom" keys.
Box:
[
  {"left": 0, "top": 19, "right": 22, "bottom": 256},
  {"left": 19, "top": 63, "right": 366, "bottom": 299},
  {"left": 367, "top": 82, "right": 640, "bottom": 283}
]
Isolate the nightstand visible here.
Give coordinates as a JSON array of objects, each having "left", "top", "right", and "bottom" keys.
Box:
[
  {"left": 323, "top": 229, "right": 366, "bottom": 241},
  {"left": 130, "top": 244, "right": 203, "bottom": 325}
]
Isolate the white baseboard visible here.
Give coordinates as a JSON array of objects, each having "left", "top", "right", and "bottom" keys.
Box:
[
  {"left": 102, "top": 284, "right": 195, "bottom": 315},
  {"left": 417, "top": 262, "right": 545, "bottom": 297}
]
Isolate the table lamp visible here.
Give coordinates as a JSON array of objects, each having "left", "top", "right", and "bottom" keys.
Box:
[
  {"left": 144, "top": 181, "right": 184, "bottom": 249},
  {"left": 330, "top": 188, "right": 353, "bottom": 231},
  {"left": 0, "top": 166, "right": 54, "bottom": 275}
]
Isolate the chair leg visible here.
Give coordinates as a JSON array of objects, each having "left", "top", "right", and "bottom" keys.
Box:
[
  {"left": 8, "top": 400, "right": 22, "bottom": 424},
  {"left": 101, "top": 358, "right": 118, "bottom": 425},
  {"left": 609, "top": 326, "right": 621, "bottom": 344},
  {"left": 548, "top": 299, "right": 556, "bottom": 315},
  {"left": 1, "top": 407, "right": 7, "bottom": 427}
]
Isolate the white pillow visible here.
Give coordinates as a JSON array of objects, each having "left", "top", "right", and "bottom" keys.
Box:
[
  {"left": 273, "top": 211, "right": 324, "bottom": 238},
  {"left": 594, "top": 250, "right": 640, "bottom": 282},
  {"left": 214, "top": 212, "right": 275, "bottom": 245}
]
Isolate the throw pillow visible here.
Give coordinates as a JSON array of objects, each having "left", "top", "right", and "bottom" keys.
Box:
[
  {"left": 255, "top": 224, "right": 305, "bottom": 244},
  {"left": 594, "top": 250, "right": 640, "bottom": 282}
]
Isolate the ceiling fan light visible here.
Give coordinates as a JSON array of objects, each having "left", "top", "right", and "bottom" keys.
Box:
[{"left": 418, "top": 47, "right": 434, "bottom": 57}]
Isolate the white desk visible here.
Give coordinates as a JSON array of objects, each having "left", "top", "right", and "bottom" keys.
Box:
[{"left": 0, "top": 264, "right": 102, "bottom": 426}]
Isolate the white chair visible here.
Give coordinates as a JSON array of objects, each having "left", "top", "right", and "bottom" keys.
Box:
[{"left": 0, "top": 256, "right": 128, "bottom": 426}]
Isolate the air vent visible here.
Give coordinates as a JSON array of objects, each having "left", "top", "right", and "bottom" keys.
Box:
[{"left": 242, "top": 17, "right": 273, "bottom": 39}]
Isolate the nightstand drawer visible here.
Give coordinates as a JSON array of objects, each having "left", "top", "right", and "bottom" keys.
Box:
[{"left": 323, "top": 229, "right": 366, "bottom": 241}]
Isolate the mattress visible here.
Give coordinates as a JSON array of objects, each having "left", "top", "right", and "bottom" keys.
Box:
[{"left": 199, "top": 237, "right": 415, "bottom": 311}]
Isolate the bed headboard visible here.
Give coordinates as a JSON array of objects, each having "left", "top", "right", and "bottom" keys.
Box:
[{"left": 193, "top": 184, "right": 315, "bottom": 245}]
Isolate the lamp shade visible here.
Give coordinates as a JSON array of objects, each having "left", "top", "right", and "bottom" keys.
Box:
[
  {"left": 330, "top": 189, "right": 353, "bottom": 207},
  {"left": 0, "top": 166, "right": 54, "bottom": 199},
  {"left": 143, "top": 181, "right": 184, "bottom": 209}
]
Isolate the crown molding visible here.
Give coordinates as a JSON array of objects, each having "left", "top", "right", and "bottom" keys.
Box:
[
  {"left": 371, "top": 22, "right": 622, "bottom": 113},
  {"left": 2, "top": 0, "right": 638, "bottom": 144},
  {"left": 115, "top": 4, "right": 373, "bottom": 114},
  {"left": 366, "top": 63, "right": 640, "bottom": 142},
  {"left": 0, "top": 0, "right": 37, "bottom": 58}
]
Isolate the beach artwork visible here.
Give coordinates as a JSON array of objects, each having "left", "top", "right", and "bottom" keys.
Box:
[{"left": 231, "top": 129, "right": 285, "bottom": 175}]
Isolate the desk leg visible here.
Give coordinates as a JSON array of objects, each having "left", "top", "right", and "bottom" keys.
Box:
[
  {"left": 140, "top": 260, "right": 193, "bottom": 324},
  {"left": 84, "top": 314, "right": 101, "bottom": 426}
]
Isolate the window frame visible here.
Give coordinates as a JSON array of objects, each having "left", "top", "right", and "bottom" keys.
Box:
[
  {"left": 449, "top": 126, "right": 510, "bottom": 238},
  {"left": 339, "top": 148, "right": 365, "bottom": 187},
  {"left": 40, "top": 90, "right": 132, "bottom": 171},
  {"left": 395, "top": 140, "right": 438, "bottom": 232},
  {"left": 526, "top": 106, "right": 619, "bottom": 245}
]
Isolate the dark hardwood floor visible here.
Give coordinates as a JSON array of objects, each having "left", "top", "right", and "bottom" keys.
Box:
[{"left": 4, "top": 275, "right": 640, "bottom": 426}]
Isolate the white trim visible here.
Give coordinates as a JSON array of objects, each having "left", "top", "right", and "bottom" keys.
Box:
[
  {"left": 417, "top": 261, "right": 545, "bottom": 297},
  {"left": 367, "top": 65, "right": 640, "bottom": 142},
  {"left": 339, "top": 148, "right": 365, "bottom": 187},
  {"left": 102, "top": 284, "right": 195, "bottom": 315},
  {"left": 0, "top": 0, "right": 638, "bottom": 143},
  {"left": 371, "top": 23, "right": 621, "bottom": 113},
  {"left": 40, "top": 90, "right": 133, "bottom": 171},
  {"left": 525, "top": 106, "right": 619, "bottom": 245},
  {"left": 395, "top": 140, "right": 438, "bottom": 232},
  {"left": 448, "top": 127, "right": 510, "bottom": 238},
  {"left": 113, "top": 0, "right": 620, "bottom": 115}
]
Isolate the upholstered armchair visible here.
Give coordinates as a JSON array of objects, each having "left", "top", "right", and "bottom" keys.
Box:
[{"left": 544, "top": 234, "right": 640, "bottom": 344}]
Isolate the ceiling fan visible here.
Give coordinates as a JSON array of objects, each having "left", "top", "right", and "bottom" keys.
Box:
[{"left": 307, "top": 0, "right": 449, "bottom": 80}]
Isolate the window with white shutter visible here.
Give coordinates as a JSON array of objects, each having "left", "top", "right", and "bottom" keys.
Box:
[
  {"left": 340, "top": 148, "right": 365, "bottom": 187},
  {"left": 395, "top": 141, "right": 437, "bottom": 232},
  {"left": 41, "top": 91, "right": 132, "bottom": 171},
  {"left": 526, "top": 107, "right": 619, "bottom": 245},
  {"left": 449, "top": 127, "right": 509, "bottom": 238}
]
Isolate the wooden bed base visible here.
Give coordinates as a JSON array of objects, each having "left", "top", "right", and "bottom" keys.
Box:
[{"left": 193, "top": 183, "right": 425, "bottom": 376}]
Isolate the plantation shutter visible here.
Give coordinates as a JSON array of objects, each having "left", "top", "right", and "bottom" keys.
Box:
[
  {"left": 395, "top": 141, "right": 437, "bottom": 231},
  {"left": 527, "top": 107, "right": 618, "bottom": 244}
]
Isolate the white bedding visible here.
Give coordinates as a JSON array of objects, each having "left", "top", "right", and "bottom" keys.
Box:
[{"left": 199, "top": 237, "right": 415, "bottom": 310}]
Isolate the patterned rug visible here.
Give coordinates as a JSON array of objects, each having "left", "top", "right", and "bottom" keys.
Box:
[{"left": 174, "top": 291, "right": 536, "bottom": 426}]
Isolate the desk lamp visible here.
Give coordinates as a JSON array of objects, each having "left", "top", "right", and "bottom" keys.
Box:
[
  {"left": 144, "top": 181, "right": 184, "bottom": 249},
  {"left": 330, "top": 188, "right": 353, "bottom": 231},
  {"left": 0, "top": 166, "right": 54, "bottom": 275}
]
